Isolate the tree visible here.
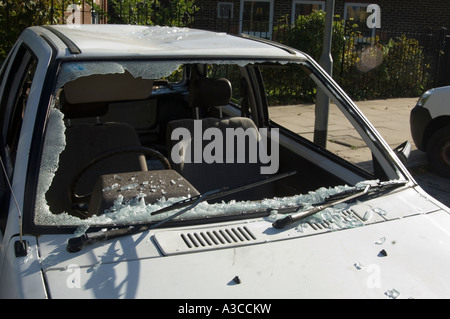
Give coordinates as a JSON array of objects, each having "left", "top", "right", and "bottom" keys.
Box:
[
  {"left": 108, "top": 0, "right": 197, "bottom": 27},
  {"left": 273, "top": 11, "right": 430, "bottom": 101},
  {"left": 0, "top": 0, "right": 198, "bottom": 63},
  {"left": 0, "top": 0, "right": 54, "bottom": 62}
]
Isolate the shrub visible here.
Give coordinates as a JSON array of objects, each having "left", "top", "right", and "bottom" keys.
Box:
[{"left": 271, "top": 11, "right": 430, "bottom": 102}]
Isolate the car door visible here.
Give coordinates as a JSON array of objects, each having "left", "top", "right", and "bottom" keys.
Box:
[
  {"left": 0, "top": 39, "right": 56, "bottom": 297},
  {"left": 0, "top": 45, "right": 38, "bottom": 243}
]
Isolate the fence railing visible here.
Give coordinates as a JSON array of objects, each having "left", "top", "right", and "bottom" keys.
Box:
[{"left": 2, "top": 1, "right": 448, "bottom": 98}]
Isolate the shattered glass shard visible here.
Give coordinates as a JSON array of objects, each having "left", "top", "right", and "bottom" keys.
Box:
[
  {"left": 353, "top": 262, "right": 365, "bottom": 270},
  {"left": 384, "top": 289, "right": 400, "bottom": 299}
]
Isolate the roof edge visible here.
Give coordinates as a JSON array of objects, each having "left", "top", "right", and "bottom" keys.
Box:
[{"left": 41, "top": 25, "right": 82, "bottom": 55}]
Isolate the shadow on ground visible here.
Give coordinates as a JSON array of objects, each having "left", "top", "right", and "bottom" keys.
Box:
[{"left": 407, "top": 150, "right": 450, "bottom": 207}]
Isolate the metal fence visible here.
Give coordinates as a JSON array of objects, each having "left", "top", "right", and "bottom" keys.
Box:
[
  {"left": 191, "top": 15, "right": 448, "bottom": 97},
  {"left": 192, "top": 13, "right": 446, "bottom": 98},
  {"left": 2, "top": 1, "right": 448, "bottom": 98}
]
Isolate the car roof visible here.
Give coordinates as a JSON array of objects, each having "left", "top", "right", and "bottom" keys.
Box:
[{"left": 30, "top": 24, "right": 306, "bottom": 61}]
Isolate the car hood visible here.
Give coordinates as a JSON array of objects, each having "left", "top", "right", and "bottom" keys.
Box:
[{"left": 37, "top": 187, "right": 450, "bottom": 299}]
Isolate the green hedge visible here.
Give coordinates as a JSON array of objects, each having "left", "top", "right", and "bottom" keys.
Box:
[{"left": 272, "top": 11, "right": 431, "bottom": 102}]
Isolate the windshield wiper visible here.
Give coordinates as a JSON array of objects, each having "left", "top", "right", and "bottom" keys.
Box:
[
  {"left": 272, "top": 179, "right": 408, "bottom": 229},
  {"left": 66, "top": 170, "right": 296, "bottom": 252},
  {"left": 150, "top": 170, "right": 296, "bottom": 217}
]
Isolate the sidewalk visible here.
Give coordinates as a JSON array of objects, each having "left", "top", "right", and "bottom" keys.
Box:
[
  {"left": 354, "top": 97, "right": 425, "bottom": 169},
  {"left": 356, "top": 98, "right": 450, "bottom": 207},
  {"left": 270, "top": 97, "right": 450, "bottom": 206},
  {"left": 270, "top": 97, "right": 422, "bottom": 167}
]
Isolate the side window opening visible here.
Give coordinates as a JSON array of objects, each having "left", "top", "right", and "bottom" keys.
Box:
[
  {"left": 262, "top": 62, "right": 376, "bottom": 177},
  {"left": 1, "top": 50, "right": 37, "bottom": 165},
  {"left": 0, "top": 51, "right": 13, "bottom": 88},
  {"left": 7, "top": 58, "right": 37, "bottom": 162}
]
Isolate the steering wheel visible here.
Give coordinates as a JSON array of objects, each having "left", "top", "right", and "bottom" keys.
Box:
[{"left": 69, "top": 146, "right": 171, "bottom": 208}]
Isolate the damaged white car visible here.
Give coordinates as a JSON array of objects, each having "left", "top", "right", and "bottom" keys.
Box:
[{"left": 1, "top": 25, "right": 450, "bottom": 299}]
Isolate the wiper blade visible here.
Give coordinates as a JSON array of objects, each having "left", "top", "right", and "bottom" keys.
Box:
[
  {"left": 151, "top": 170, "right": 296, "bottom": 216},
  {"left": 67, "top": 170, "right": 296, "bottom": 252},
  {"left": 272, "top": 179, "right": 408, "bottom": 229},
  {"left": 66, "top": 192, "right": 216, "bottom": 253},
  {"left": 66, "top": 226, "right": 149, "bottom": 253}
]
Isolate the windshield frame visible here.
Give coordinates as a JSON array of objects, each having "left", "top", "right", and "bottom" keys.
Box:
[{"left": 23, "top": 56, "right": 411, "bottom": 235}]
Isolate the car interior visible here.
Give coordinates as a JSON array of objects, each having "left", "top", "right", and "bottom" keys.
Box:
[{"left": 44, "top": 61, "right": 367, "bottom": 219}]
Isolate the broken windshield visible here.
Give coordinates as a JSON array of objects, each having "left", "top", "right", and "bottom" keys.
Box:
[
  {"left": 54, "top": 59, "right": 280, "bottom": 93},
  {"left": 33, "top": 58, "right": 405, "bottom": 230},
  {"left": 55, "top": 61, "right": 182, "bottom": 91}
]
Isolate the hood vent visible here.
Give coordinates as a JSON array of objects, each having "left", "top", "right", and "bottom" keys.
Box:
[
  {"left": 153, "top": 209, "right": 371, "bottom": 256},
  {"left": 307, "top": 209, "right": 365, "bottom": 231},
  {"left": 154, "top": 224, "right": 264, "bottom": 255},
  {"left": 180, "top": 226, "right": 256, "bottom": 249}
]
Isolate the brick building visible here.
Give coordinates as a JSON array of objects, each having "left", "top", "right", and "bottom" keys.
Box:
[
  {"left": 193, "top": 0, "right": 450, "bottom": 39},
  {"left": 192, "top": 0, "right": 450, "bottom": 87},
  {"left": 63, "top": 0, "right": 108, "bottom": 25}
]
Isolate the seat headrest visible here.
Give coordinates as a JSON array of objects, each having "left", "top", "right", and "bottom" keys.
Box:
[{"left": 188, "top": 78, "right": 232, "bottom": 108}]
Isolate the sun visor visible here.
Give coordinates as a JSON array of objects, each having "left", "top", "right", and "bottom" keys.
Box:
[{"left": 63, "top": 70, "right": 153, "bottom": 104}]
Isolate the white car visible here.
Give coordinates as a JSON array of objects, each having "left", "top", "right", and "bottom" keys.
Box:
[
  {"left": 410, "top": 86, "right": 450, "bottom": 178},
  {"left": 1, "top": 25, "right": 450, "bottom": 300}
]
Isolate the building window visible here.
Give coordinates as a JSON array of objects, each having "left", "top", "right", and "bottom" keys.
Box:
[
  {"left": 240, "top": 0, "right": 274, "bottom": 39},
  {"left": 291, "top": 1, "right": 325, "bottom": 24},
  {"left": 344, "top": 2, "right": 376, "bottom": 38},
  {"left": 218, "top": 2, "right": 234, "bottom": 19}
]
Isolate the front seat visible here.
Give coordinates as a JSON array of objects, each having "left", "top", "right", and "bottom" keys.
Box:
[
  {"left": 166, "top": 77, "right": 274, "bottom": 202},
  {"left": 45, "top": 95, "right": 147, "bottom": 217}
]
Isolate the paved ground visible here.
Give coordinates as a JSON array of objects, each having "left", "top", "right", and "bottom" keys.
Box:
[
  {"left": 270, "top": 97, "right": 450, "bottom": 207},
  {"left": 357, "top": 98, "right": 450, "bottom": 207}
]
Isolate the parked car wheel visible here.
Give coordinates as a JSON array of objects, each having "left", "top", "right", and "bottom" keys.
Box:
[
  {"left": 410, "top": 86, "right": 450, "bottom": 178},
  {"left": 427, "top": 126, "right": 450, "bottom": 178}
]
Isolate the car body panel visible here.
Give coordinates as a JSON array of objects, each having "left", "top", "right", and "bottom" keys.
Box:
[
  {"left": 40, "top": 208, "right": 450, "bottom": 299},
  {"left": 410, "top": 86, "right": 450, "bottom": 149},
  {"left": 419, "top": 86, "right": 450, "bottom": 119},
  {"left": 0, "top": 236, "right": 47, "bottom": 299},
  {"left": 410, "top": 85, "right": 450, "bottom": 176},
  {"left": 37, "top": 25, "right": 304, "bottom": 61},
  {"left": 33, "top": 186, "right": 449, "bottom": 299}
]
